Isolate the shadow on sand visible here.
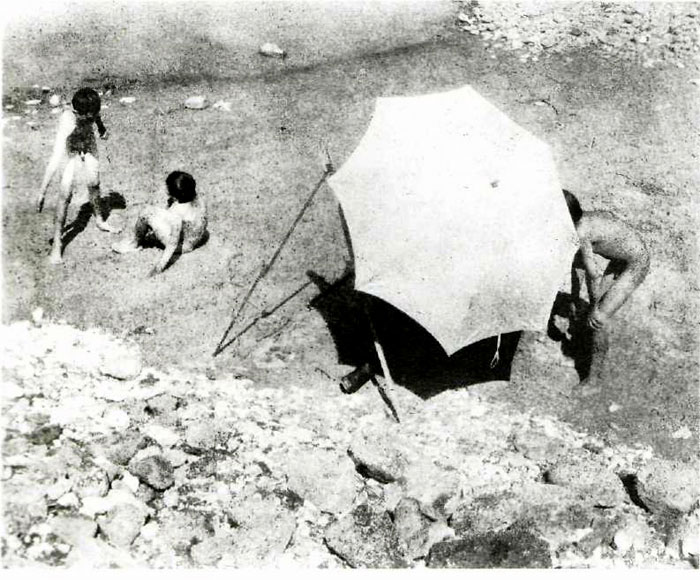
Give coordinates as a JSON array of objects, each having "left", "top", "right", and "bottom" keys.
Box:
[
  {"left": 61, "top": 191, "right": 126, "bottom": 249},
  {"left": 307, "top": 269, "right": 522, "bottom": 400}
]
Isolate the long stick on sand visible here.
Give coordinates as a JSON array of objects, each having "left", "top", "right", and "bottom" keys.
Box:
[{"left": 213, "top": 166, "right": 333, "bottom": 356}]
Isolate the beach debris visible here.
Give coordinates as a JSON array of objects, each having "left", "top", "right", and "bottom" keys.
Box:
[
  {"left": 259, "top": 42, "right": 287, "bottom": 58},
  {"left": 671, "top": 426, "right": 692, "bottom": 440},
  {"left": 212, "top": 100, "right": 232, "bottom": 112},
  {"left": 184, "top": 96, "right": 208, "bottom": 110}
]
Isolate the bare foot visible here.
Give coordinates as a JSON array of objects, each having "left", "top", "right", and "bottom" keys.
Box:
[
  {"left": 96, "top": 220, "right": 121, "bottom": 233},
  {"left": 111, "top": 238, "right": 141, "bottom": 254}
]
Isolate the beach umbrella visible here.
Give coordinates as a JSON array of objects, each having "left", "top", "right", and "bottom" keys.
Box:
[{"left": 328, "top": 85, "right": 579, "bottom": 359}]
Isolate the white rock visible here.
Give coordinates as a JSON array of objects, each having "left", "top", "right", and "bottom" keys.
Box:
[
  {"left": 5, "top": 104, "right": 14, "bottom": 110},
  {"left": 143, "top": 424, "right": 179, "bottom": 448},
  {"left": 163, "top": 489, "right": 179, "bottom": 508},
  {"left": 140, "top": 521, "right": 160, "bottom": 541},
  {"left": 671, "top": 426, "right": 693, "bottom": 440},
  {"left": 80, "top": 495, "right": 113, "bottom": 517},
  {"left": 2, "top": 381, "right": 24, "bottom": 400},
  {"left": 25, "top": 99, "right": 41, "bottom": 106},
  {"left": 99, "top": 348, "right": 142, "bottom": 380},
  {"left": 609, "top": 403, "right": 621, "bottom": 413},
  {"left": 457, "top": 12, "right": 471, "bottom": 22},
  {"left": 212, "top": 100, "right": 232, "bottom": 112},
  {"left": 49, "top": 94, "right": 61, "bottom": 107},
  {"left": 102, "top": 408, "right": 130, "bottom": 431},
  {"left": 57, "top": 492, "right": 80, "bottom": 508},
  {"left": 259, "top": 42, "right": 286, "bottom": 58},
  {"left": 120, "top": 472, "right": 141, "bottom": 494},
  {"left": 31, "top": 307, "right": 44, "bottom": 326},
  {"left": 184, "top": 96, "right": 208, "bottom": 109},
  {"left": 119, "top": 96, "right": 136, "bottom": 104}
]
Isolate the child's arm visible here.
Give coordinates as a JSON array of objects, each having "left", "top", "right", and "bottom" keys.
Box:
[
  {"left": 95, "top": 115, "right": 108, "bottom": 139},
  {"left": 579, "top": 243, "right": 602, "bottom": 305},
  {"left": 149, "top": 219, "right": 182, "bottom": 276}
]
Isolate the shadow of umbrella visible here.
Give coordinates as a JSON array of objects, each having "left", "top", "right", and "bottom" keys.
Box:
[{"left": 307, "top": 269, "right": 522, "bottom": 400}]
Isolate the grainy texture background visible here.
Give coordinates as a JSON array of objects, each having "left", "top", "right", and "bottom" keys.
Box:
[{"left": 2, "top": 0, "right": 698, "bottom": 569}]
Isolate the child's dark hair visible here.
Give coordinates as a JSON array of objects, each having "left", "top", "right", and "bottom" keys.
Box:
[
  {"left": 562, "top": 189, "right": 582, "bottom": 224},
  {"left": 71, "top": 88, "right": 102, "bottom": 117},
  {"left": 166, "top": 171, "right": 197, "bottom": 203}
]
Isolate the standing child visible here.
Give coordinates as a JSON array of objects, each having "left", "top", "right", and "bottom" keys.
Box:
[
  {"left": 563, "top": 189, "right": 650, "bottom": 394},
  {"left": 37, "top": 87, "right": 118, "bottom": 264},
  {"left": 111, "top": 171, "right": 208, "bottom": 276}
]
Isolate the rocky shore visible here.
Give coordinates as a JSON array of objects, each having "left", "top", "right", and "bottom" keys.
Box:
[
  {"left": 457, "top": 1, "right": 700, "bottom": 67},
  {"left": 2, "top": 318, "right": 698, "bottom": 568}
]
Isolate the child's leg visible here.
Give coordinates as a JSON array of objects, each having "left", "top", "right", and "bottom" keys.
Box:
[
  {"left": 83, "top": 154, "right": 119, "bottom": 233},
  {"left": 49, "top": 158, "right": 76, "bottom": 264},
  {"left": 579, "top": 257, "right": 649, "bottom": 394}
]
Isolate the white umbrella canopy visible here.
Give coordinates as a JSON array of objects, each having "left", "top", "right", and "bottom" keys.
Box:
[{"left": 328, "top": 85, "right": 579, "bottom": 356}]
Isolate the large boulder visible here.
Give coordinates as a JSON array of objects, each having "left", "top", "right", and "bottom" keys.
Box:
[
  {"left": 284, "top": 449, "right": 358, "bottom": 515},
  {"left": 324, "top": 503, "right": 408, "bottom": 568},
  {"left": 545, "top": 453, "right": 629, "bottom": 507},
  {"left": 635, "top": 458, "right": 699, "bottom": 516},
  {"left": 427, "top": 525, "right": 552, "bottom": 568}
]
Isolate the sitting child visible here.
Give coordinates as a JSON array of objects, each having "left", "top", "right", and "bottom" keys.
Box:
[
  {"left": 112, "top": 171, "right": 208, "bottom": 275},
  {"left": 37, "top": 87, "right": 116, "bottom": 264},
  {"left": 563, "top": 189, "right": 650, "bottom": 394}
]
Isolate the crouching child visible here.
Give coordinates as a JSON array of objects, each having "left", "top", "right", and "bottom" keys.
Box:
[
  {"left": 112, "top": 171, "right": 208, "bottom": 276},
  {"left": 563, "top": 189, "right": 650, "bottom": 394}
]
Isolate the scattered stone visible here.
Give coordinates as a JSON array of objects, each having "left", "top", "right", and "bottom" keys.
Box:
[
  {"left": 427, "top": 525, "right": 552, "bottom": 568},
  {"left": 26, "top": 424, "right": 62, "bottom": 446},
  {"left": 546, "top": 454, "right": 628, "bottom": 507},
  {"left": 31, "top": 307, "right": 44, "bottom": 326},
  {"left": 612, "top": 519, "right": 651, "bottom": 553},
  {"left": 212, "top": 100, "right": 232, "bottom": 112},
  {"left": 609, "top": 403, "right": 622, "bottom": 413},
  {"left": 51, "top": 515, "right": 98, "bottom": 547},
  {"left": 324, "top": 504, "right": 408, "bottom": 568},
  {"left": 49, "top": 94, "right": 61, "bottom": 107},
  {"left": 129, "top": 455, "right": 175, "bottom": 491},
  {"left": 143, "top": 424, "right": 179, "bottom": 448},
  {"left": 73, "top": 468, "right": 111, "bottom": 500},
  {"left": 119, "top": 97, "right": 136, "bottom": 105},
  {"left": 512, "top": 429, "right": 570, "bottom": 464},
  {"left": 347, "top": 435, "right": 405, "bottom": 484},
  {"left": 636, "top": 459, "right": 700, "bottom": 515},
  {"left": 99, "top": 347, "right": 142, "bottom": 380},
  {"left": 671, "top": 426, "right": 692, "bottom": 440},
  {"left": 56, "top": 492, "right": 80, "bottom": 508},
  {"left": 394, "top": 497, "right": 453, "bottom": 560},
  {"left": 259, "top": 42, "right": 287, "bottom": 58},
  {"left": 285, "top": 449, "right": 358, "bottom": 515},
  {"left": 25, "top": 99, "right": 41, "bottom": 106},
  {"left": 97, "top": 503, "right": 146, "bottom": 548},
  {"left": 184, "top": 96, "right": 208, "bottom": 110},
  {"left": 102, "top": 408, "right": 131, "bottom": 431}
]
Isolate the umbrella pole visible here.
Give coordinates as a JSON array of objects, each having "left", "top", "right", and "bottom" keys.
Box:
[{"left": 362, "top": 299, "right": 400, "bottom": 423}]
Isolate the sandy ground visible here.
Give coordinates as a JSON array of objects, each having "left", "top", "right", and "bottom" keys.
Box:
[{"left": 2, "top": 0, "right": 698, "bottom": 467}]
